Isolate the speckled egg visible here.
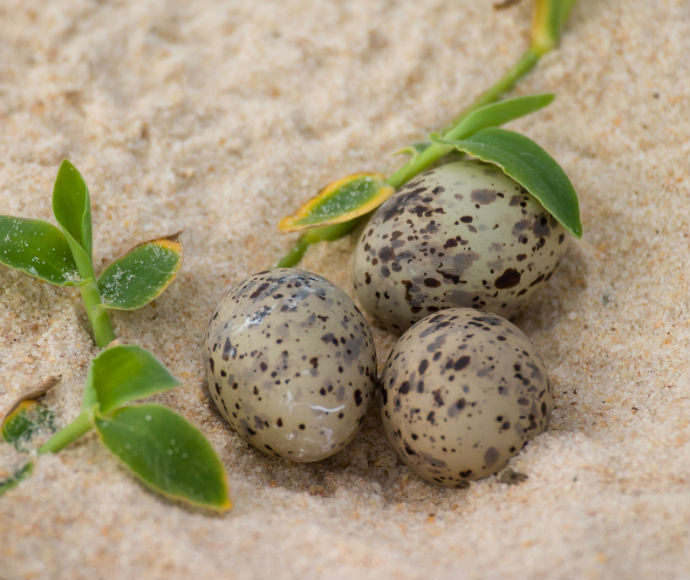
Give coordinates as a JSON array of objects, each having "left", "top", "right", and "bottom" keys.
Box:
[
  {"left": 204, "top": 268, "right": 377, "bottom": 462},
  {"left": 353, "top": 159, "right": 569, "bottom": 333},
  {"left": 380, "top": 308, "right": 552, "bottom": 487}
]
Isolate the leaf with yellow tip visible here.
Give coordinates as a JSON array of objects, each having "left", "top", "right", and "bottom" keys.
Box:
[
  {"left": 2, "top": 400, "right": 57, "bottom": 451},
  {"left": 98, "top": 232, "right": 183, "bottom": 310},
  {"left": 531, "top": 0, "right": 577, "bottom": 56},
  {"left": 279, "top": 173, "right": 394, "bottom": 232},
  {"left": 1, "top": 376, "right": 59, "bottom": 451}
]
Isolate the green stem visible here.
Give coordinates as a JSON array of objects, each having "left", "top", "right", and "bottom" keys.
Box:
[
  {"left": 443, "top": 49, "right": 541, "bottom": 133},
  {"left": 276, "top": 239, "right": 309, "bottom": 269},
  {"left": 38, "top": 411, "right": 93, "bottom": 454},
  {"left": 65, "top": 231, "right": 115, "bottom": 347},
  {"left": 387, "top": 48, "right": 541, "bottom": 189},
  {"left": 276, "top": 220, "right": 364, "bottom": 268},
  {"left": 79, "top": 278, "right": 115, "bottom": 348}
]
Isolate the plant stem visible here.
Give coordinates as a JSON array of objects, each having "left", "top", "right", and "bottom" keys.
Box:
[
  {"left": 64, "top": 226, "right": 115, "bottom": 347},
  {"left": 387, "top": 48, "right": 541, "bottom": 189},
  {"left": 443, "top": 49, "right": 541, "bottom": 133},
  {"left": 276, "top": 220, "right": 363, "bottom": 268},
  {"left": 38, "top": 411, "right": 93, "bottom": 454},
  {"left": 79, "top": 278, "right": 115, "bottom": 348},
  {"left": 276, "top": 239, "right": 309, "bottom": 269}
]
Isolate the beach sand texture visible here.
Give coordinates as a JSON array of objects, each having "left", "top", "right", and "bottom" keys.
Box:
[{"left": 1, "top": 1, "right": 689, "bottom": 578}]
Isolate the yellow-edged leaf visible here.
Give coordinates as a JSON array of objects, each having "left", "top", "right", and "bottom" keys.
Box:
[
  {"left": 279, "top": 173, "right": 394, "bottom": 233},
  {"left": 1, "top": 376, "right": 60, "bottom": 451},
  {"left": 98, "top": 232, "right": 183, "bottom": 310}
]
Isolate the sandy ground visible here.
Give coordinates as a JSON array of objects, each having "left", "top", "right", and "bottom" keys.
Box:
[{"left": 1, "top": 1, "right": 688, "bottom": 578}]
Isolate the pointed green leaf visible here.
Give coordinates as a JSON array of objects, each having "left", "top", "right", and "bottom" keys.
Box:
[
  {"left": 432, "top": 127, "right": 582, "bottom": 238},
  {"left": 279, "top": 173, "right": 394, "bottom": 232},
  {"left": 52, "top": 160, "right": 94, "bottom": 274},
  {"left": 388, "top": 94, "right": 555, "bottom": 190},
  {"left": 52, "top": 160, "right": 92, "bottom": 255},
  {"left": 443, "top": 93, "right": 555, "bottom": 141},
  {"left": 95, "top": 404, "right": 231, "bottom": 511},
  {"left": 98, "top": 234, "right": 183, "bottom": 310},
  {"left": 85, "top": 345, "right": 181, "bottom": 414},
  {"left": 0, "top": 216, "right": 81, "bottom": 285},
  {"left": 0, "top": 461, "right": 34, "bottom": 496}
]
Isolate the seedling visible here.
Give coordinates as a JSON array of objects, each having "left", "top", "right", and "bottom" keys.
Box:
[
  {"left": 277, "top": 0, "right": 581, "bottom": 266},
  {"left": 0, "top": 160, "right": 182, "bottom": 347},
  {"left": 0, "top": 162, "right": 231, "bottom": 511},
  {"left": 1, "top": 347, "right": 230, "bottom": 510}
]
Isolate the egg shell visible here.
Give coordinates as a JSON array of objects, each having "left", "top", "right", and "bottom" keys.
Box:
[
  {"left": 380, "top": 308, "right": 553, "bottom": 487},
  {"left": 204, "top": 268, "right": 377, "bottom": 462},
  {"left": 353, "top": 159, "right": 569, "bottom": 333}
]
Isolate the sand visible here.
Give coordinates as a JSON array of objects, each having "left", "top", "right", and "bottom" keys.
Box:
[{"left": 1, "top": 0, "right": 689, "bottom": 578}]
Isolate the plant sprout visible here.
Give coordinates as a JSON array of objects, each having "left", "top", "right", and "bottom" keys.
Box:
[
  {"left": 0, "top": 160, "right": 182, "bottom": 347},
  {"left": 0, "top": 162, "right": 231, "bottom": 511},
  {"left": 277, "top": 0, "right": 580, "bottom": 267}
]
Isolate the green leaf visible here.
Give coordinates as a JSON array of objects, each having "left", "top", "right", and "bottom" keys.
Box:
[
  {"left": 94, "top": 404, "right": 231, "bottom": 511},
  {"left": 98, "top": 234, "right": 183, "bottom": 310},
  {"left": 52, "top": 160, "right": 94, "bottom": 274},
  {"left": 278, "top": 173, "right": 394, "bottom": 232},
  {"left": 443, "top": 93, "right": 555, "bottom": 141},
  {"left": 2, "top": 376, "right": 59, "bottom": 452},
  {"left": 387, "top": 94, "right": 554, "bottom": 190},
  {"left": 0, "top": 216, "right": 81, "bottom": 285},
  {"left": 52, "top": 159, "right": 92, "bottom": 255},
  {"left": 2, "top": 400, "right": 57, "bottom": 452},
  {"left": 84, "top": 345, "right": 181, "bottom": 414},
  {"left": 432, "top": 127, "right": 582, "bottom": 238},
  {"left": 0, "top": 461, "right": 34, "bottom": 496}
]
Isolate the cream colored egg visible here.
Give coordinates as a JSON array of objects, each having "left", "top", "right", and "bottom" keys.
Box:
[
  {"left": 353, "top": 160, "right": 569, "bottom": 333},
  {"left": 380, "top": 308, "right": 552, "bottom": 486},
  {"left": 204, "top": 268, "right": 377, "bottom": 462}
]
